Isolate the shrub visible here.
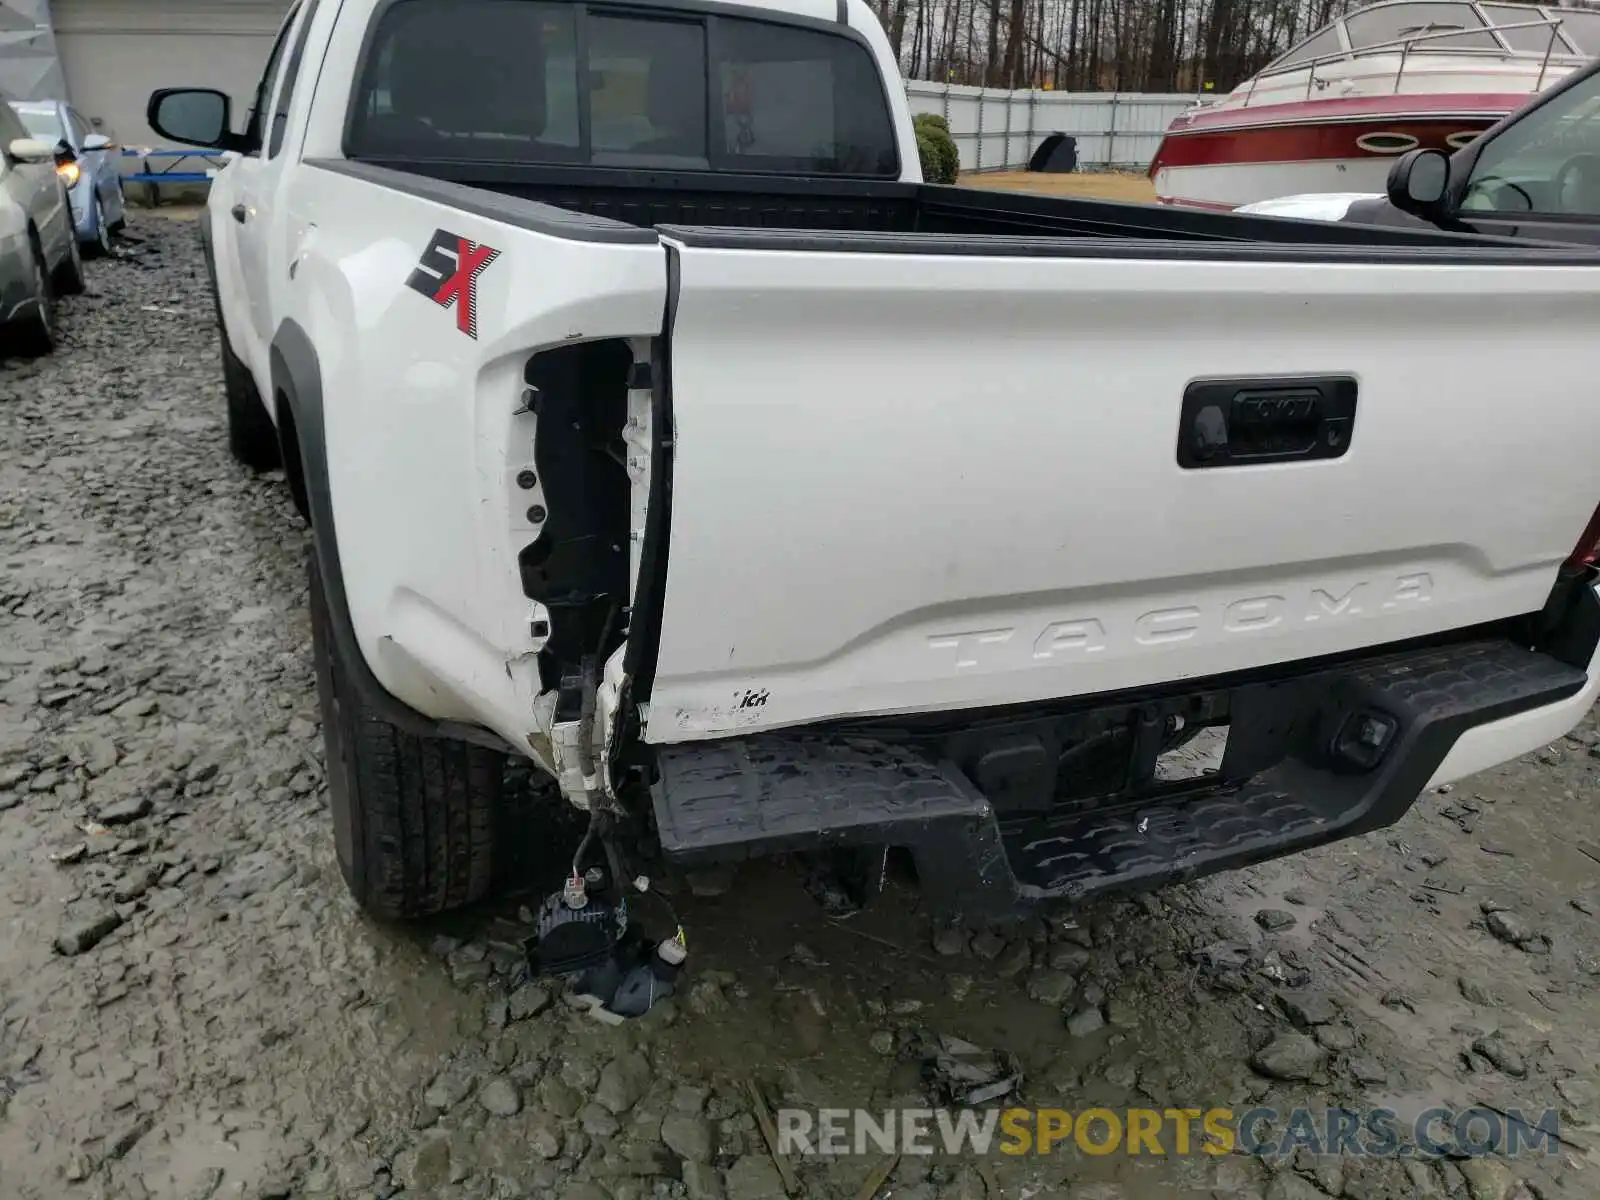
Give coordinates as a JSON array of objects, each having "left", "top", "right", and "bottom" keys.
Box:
[
  {"left": 913, "top": 113, "right": 959, "bottom": 183},
  {"left": 914, "top": 127, "right": 942, "bottom": 183}
]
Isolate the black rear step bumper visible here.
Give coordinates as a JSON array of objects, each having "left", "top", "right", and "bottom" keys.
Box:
[{"left": 650, "top": 596, "right": 1597, "bottom": 924}]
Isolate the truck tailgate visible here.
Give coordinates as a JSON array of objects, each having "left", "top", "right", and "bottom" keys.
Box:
[{"left": 643, "top": 230, "right": 1600, "bottom": 743}]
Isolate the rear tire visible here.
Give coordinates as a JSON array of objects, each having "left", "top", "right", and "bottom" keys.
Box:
[
  {"left": 52, "top": 218, "right": 85, "bottom": 296},
  {"left": 9, "top": 233, "right": 55, "bottom": 358},
  {"left": 309, "top": 555, "right": 503, "bottom": 920},
  {"left": 217, "top": 308, "right": 280, "bottom": 470},
  {"left": 87, "top": 196, "right": 111, "bottom": 258}
]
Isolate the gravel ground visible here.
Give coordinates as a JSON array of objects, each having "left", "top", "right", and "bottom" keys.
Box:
[{"left": 3, "top": 214, "right": 1600, "bottom": 1200}]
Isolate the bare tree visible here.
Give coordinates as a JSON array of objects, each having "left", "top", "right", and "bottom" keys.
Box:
[{"left": 900, "top": 0, "right": 1539, "bottom": 93}]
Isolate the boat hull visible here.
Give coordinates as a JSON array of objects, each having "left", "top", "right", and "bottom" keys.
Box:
[{"left": 1150, "top": 100, "right": 1515, "bottom": 210}]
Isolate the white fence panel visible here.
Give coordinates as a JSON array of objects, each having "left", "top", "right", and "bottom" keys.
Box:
[{"left": 904, "top": 81, "right": 1196, "bottom": 172}]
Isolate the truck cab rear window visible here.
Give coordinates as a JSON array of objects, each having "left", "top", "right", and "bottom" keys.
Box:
[{"left": 347, "top": 0, "right": 899, "bottom": 177}]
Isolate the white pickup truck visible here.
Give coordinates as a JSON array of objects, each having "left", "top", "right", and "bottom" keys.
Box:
[{"left": 150, "top": 0, "right": 1600, "bottom": 926}]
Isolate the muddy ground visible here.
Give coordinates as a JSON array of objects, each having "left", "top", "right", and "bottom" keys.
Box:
[{"left": 2, "top": 215, "right": 1598, "bottom": 1200}]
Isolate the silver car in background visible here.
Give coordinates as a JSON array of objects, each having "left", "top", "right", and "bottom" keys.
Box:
[
  {"left": 10, "top": 97, "right": 126, "bottom": 256},
  {"left": 0, "top": 90, "right": 84, "bottom": 356}
]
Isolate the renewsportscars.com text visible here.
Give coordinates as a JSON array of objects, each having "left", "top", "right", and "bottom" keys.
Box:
[{"left": 776, "top": 1106, "right": 1562, "bottom": 1159}]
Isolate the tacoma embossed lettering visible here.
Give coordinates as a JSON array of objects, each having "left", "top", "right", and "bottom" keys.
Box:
[{"left": 930, "top": 574, "right": 1435, "bottom": 670}]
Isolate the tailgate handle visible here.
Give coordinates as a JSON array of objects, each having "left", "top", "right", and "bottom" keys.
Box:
[{"left": 1178, "top": 376, "right": 1357, "bottom": 469}]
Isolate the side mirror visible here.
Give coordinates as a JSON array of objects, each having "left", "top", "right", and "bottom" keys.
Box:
[
  {"left": 82, "top": 132, "right": 112, "bottom": 152},
  {"left": 1386, "top": 148, "right": 1451, "bottom": 220},
  {"left": 147, "top": 87, "right": 246, "bottom": 151},
  {"left": 7, "top": 137, "right": 57, "bottom": 165}
]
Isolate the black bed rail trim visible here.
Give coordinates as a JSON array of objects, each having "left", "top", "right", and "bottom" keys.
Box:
[
  {"left": 306, "top": 158, "right": 660, "bottom": 244},
  {"left": 654, "top": 221, "right": 1600, "bottom": 263},
  {"left": 328, "top": 157, "right": 917, "bottom": 196},
  {"left": 918, "top": 181, "right": 1566, "bottom": 248},
  {"left": 620, "top": 247, "right": 680, "bottom": 710}
]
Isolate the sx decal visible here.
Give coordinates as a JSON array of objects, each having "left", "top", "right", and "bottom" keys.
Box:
[{"left": 405, "top": 229, "right": 501, "bottom": 339}]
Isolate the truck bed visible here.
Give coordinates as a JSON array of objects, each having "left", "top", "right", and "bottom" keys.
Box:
[
  {"left": 324, "top": 159, "right": 1557, "bottom": 250},
  {"left": 297, "top": 155, "right": 1600, "bottom": 759}
]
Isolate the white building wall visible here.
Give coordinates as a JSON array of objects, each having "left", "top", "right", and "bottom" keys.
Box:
[{"left": 52, "top": 0, "right": 292, "bottom": 145}]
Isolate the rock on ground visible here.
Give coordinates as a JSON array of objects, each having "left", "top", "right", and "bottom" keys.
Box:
[
  {"left": 1066, "top": 1007, "right": 1106, "bottom": 1038},
  {"left": 508, "top": 982, "right": 551, "bottom": 1020},
  {"left": 725, "top": 1154, "right": 788, "bottom": 1199},
  {"left": 1459, "top": 1156, "right": 1517, "bottom": 1200},
  {"left": 476, "top": 1076, "right": 521, "bottom": 1116},
  {"left": 1250, "top": 1032, "right": 1325, "bottom": 1081},
  {"left": 1026, "top": 968, "right": 1075, "bottom": 1005},
  {"left": 594, "top": 1052, "right": 651, "bottom": 1113},
  {"left": 1266, "top": 1174, "right": 1334, "bottom": 1200},
  {"left": 661, "top": 1113, "right": 715, "bottom": 1162},
  {"left": 52, "top": 910, "right": 121, "bottom": 957}
]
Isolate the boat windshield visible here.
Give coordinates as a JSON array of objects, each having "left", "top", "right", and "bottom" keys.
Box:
[
  {"left": 1482, "top": 2, "right": 1573, "bottom": 51},
  {"left": 1346, "top": 3, "right": 1500, "bottom": 51},
  {"left": 1262, "top": 1, "right": 1593, "bottom": 72},
  {"left": 1266, "top": 25, "right": 1346, "bottom": 70},
  {"left": 1551, "top": 9, "right": 1600, "bottom": 54}
]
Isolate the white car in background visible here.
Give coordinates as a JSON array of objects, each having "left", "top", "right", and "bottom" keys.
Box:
[
  {"left": 1237, "top": 192, "right": 1385, "bottom": 221},
  {"left": 0, "top": 88, "right": 85, "bottom": 356}
]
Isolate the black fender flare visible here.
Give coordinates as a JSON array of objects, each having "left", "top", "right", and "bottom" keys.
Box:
[
  {"left": 197, "top": 209, "right": 214, "bottom": 274},
  {"left": 270, "top": 318, "right": 516, "bottom": 753},
  {"left": 197, "top": 213, "right": 234, "bottom": 346},
  {"left": 197, "top": 211, "right": 259, "bottom": 402}
]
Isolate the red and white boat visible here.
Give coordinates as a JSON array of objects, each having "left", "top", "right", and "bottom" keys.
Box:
[{"left": 1149, "top": 0, "right": 1596, "bottom": 210}]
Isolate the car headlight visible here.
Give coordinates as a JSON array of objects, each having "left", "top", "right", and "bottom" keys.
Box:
[{"left": 56, "top": 160, "right": 80, "bottom": 188}]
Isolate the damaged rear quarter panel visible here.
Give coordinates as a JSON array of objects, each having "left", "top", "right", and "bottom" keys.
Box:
[{"left": 285, "top": 166, "right": 666, "bottom": 753}]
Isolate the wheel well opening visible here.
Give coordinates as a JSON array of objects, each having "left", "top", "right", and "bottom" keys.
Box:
[{"left": 275, "top": 390, "right": 310, "bottom": 522}]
